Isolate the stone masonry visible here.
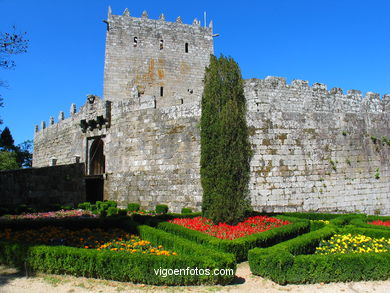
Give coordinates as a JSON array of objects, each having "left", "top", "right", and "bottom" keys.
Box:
[{"left": 31, "top": 8, "right": 390, "bottom": 215}]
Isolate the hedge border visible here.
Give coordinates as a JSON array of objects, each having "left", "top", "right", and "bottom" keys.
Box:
[
  {"left": 349, "top": 215, "right": 390, "bottom": 231},
  {"left": 248, "top": 224, "right": 390, "bottom": 284},
  {"left": 0, "top": 219, "right": 236, "bottom": 285},
  {"left": 156, "top": 216, "right": 310, "bottom": 261}
]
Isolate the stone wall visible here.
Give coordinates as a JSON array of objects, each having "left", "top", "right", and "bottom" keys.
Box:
[
  {"left": 104, "top": 100, "right": 202, "bottom": 211},
  {"left": 0, "top": 163, "right": 86, "bottom": 208},
  {"left": 245, "top": 77, "right": 390, "bottom": 215}
]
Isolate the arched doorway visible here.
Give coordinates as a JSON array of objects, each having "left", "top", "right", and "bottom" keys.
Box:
[
  {"left": 85, "top": 137, "right": 105, "bottom": 203},
  {"left": 89, "top": 138, "right": 105, "bottom": 175}
]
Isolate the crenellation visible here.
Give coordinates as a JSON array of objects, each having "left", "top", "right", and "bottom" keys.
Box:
[
  {"left": 123, "top": 8, "right": 130, "bottom": 16},
  {"left": 70, "top": 103, "right": 77, "bottom": 115},
  {"left": 312, "top": 82, "right": 328, "bottom": 92},
  {"left": 58, "top": 111, "right": 64, "bottom": 121},
  {"left": 50, "top": 116, "right": 54, "bottom": 125},
  {"left": 41, "top": 120, "right": 46, "bottom": 130},
  {"left": 291, "top": 79, "right": 309, "bottom": 88}
]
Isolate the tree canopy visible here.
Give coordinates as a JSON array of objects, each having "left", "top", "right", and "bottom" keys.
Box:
[{"left": 0, "top": 127, "right": 32, "bottom": 170}]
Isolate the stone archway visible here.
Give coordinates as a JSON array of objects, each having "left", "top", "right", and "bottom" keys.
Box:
[
  {"left": 89, "top": 138, "right": 105, "bottom": 175},
  {"left": 85, "top": 137, "right": 105, "bottom": 203}
]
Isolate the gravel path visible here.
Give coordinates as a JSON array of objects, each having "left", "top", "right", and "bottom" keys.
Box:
[{"left": 1, "top": 263, "right": 389, "bottom": 293}]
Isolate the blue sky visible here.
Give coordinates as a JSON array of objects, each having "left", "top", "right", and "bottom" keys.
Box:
[{"left": 0, "top": 0, "right": 389, "bottom": 145}]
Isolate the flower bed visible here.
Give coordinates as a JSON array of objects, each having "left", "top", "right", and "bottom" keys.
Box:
[
  {"left": 0, "top": 209, "right": 97, "bottom": 220},
  {"left": 349, "top": 215, "right": 390, "bottom": 230},
  {"left": 369, "top": 220, "right": 390, "bottom": 227},
  {"left": 0, "top": 217, "right": 236, "bottom": 285},
  {"left": 248, "top": 224, "right": 390, "bottom": 284},
  {"left": 159, "top": 215, "right": 310, "bottom": 261},
  {"left": 169, "top": 216, "right": 289, "bottom": 240},
  {"left": 0, "top": 226, "right": 176, "bottom": 256},
  {"left": 315, "top": 233, "right": 389, "bottom": 255}
]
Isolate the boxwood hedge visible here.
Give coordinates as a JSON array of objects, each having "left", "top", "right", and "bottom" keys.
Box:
[{"left": 248, "top": 224, "right": 390, "bottom": 284}]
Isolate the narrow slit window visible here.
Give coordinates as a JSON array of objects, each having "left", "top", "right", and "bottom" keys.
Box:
[
  {"left": 160, "top": 39, "right": 164, "bottom": 50},
  {"left": 160, "top": 87, "right": 164, "bottom": 97},
  {"left": 185, "top": 43, "right": 189, "bottom": 53},
  {"left": 180, "top": 99, "right": 184, "bottom": 104},
  {"left": 133, "top": 37, "right": 138, "bottom": 47}
]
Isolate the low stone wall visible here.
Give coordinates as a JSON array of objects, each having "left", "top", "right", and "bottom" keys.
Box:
[{"left": 0, "top": 163, "right": 86, "bottom": 208}]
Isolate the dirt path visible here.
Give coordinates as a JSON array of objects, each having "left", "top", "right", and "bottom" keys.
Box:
[{"left": 1, "top": 263, "right": 389, "bottom": 293}]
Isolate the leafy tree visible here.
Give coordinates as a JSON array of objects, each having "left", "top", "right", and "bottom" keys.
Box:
[
  {"left": 0, "top": 126, "right": 14, "bottom": 150},
  {"left": 15, "top": 139, "right": 33, "bottom": 168},
  {"left": 200, "top": 55, "right": 252, "bottom": 225},
  {"left": 0, "top": 150, "right": 18, "bottom": 170},
  {"left": 0, "top": 27, "right": 29, "bottom": 124},
  {"left": 0, "top": 127, "right": 32, "bottom": 168}
]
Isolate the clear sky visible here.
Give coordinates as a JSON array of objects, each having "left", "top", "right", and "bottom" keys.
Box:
[{"left": 0, "top": 0, "right": 389, "bottom": 145}]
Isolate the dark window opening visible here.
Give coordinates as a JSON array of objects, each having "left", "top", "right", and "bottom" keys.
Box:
[
  {"left": 180, "top": 99, "right": 184, "bottom": 104},
  {"left": 133, "top": 37, "right": 138, "bottom": 47},
  {"left": 160, "top": 39, "right": 164, "bottom": 50},
  {"left": 154, "top": 100, "right": 157, "bottom": 109},
  {"left": 185, "top": 43, "right": 189, "bottom": 53},
  {"left": 160, "top": 87, "right": 164, "bottom": 97}
]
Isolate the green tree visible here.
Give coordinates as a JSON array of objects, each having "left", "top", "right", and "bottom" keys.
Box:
[
  {"left": 0, "top": 127, "right": 32, "bottom": 168},
  {"left": 0, "top": 150, "right": 18, "bottom": 170},
  {"left": 200, "top": 55, "right": 252, "bottom": 224},
  {"left": 0, "top": 126, "right": 14, "bottom": 149},
  {"left": 15, "top": 139, "right": 33, "bottom": 168}
]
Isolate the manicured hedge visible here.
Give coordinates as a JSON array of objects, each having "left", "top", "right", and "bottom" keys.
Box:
[
  {"left": 248, "top": 224, "right": 390, "bottom": 284},
  {"left": 349, "top": 215, "right": 390, "bottom": 231},
  {"left": 157, "top": 216, "right": 310, "bottom": 261},
  {"left": 0, "top": 220, "right": 235, "bottom": 285}
]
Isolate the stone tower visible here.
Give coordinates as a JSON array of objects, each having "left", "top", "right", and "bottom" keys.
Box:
[{"left": 103, "top": 7, "right": 214, "bottom": 106}]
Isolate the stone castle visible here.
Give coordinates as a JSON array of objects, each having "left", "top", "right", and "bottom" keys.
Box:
[{"left": 31, "top": 7, "right": 390, "bottom": 215}]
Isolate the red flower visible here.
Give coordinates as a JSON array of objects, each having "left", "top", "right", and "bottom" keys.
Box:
[
  {"left": 369, "top": 220, "right": 390, "bottom": 227},
  {"left": 169, "top": 216, "right": 290, "bottom": 240}
]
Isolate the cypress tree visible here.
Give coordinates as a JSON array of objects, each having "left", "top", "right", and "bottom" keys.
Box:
[
  {"left": 200, "top": 55, "right": 252, "bottom": 224},
  {"left": 0, "top": 127, "right": 15, "bottom": 150}
]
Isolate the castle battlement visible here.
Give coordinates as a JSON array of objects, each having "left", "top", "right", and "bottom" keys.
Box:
[
  {"left": 107, "top": 7, "right": 213, "bottom": 32},
  {"left": 245, "top": 76, "right": 390, "bottom": 114}
]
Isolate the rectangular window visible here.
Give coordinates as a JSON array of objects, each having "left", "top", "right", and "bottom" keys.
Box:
[{"left": 160, "top": 87, "right": 164, "bottom": 97}]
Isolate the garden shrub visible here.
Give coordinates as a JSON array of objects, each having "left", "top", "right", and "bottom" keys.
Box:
[
  {"left": 156, "top": 204, "right": 169, "bottom": 214},
  {"left": 127, "top": 203, "right": 141, "bottom": 212},
  {"left": 248, "top": 224, "right": 390, "bottom": 284},
  {"left": 157, "top": 217, "right": 310, "bottom": 261},
  {"left": 181, "top": 208, "right": 192, "bottom": 214},
  {"left": 107, "top": 207, "right": 119, "bottom": 217}
]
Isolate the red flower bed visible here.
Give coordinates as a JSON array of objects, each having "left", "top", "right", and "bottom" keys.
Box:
[
  {"left": 369, "top": 220, "right": 390, "bottom": 227},
  {"left": 169, "top": 216, "right": 290, "bottom": 240}
]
